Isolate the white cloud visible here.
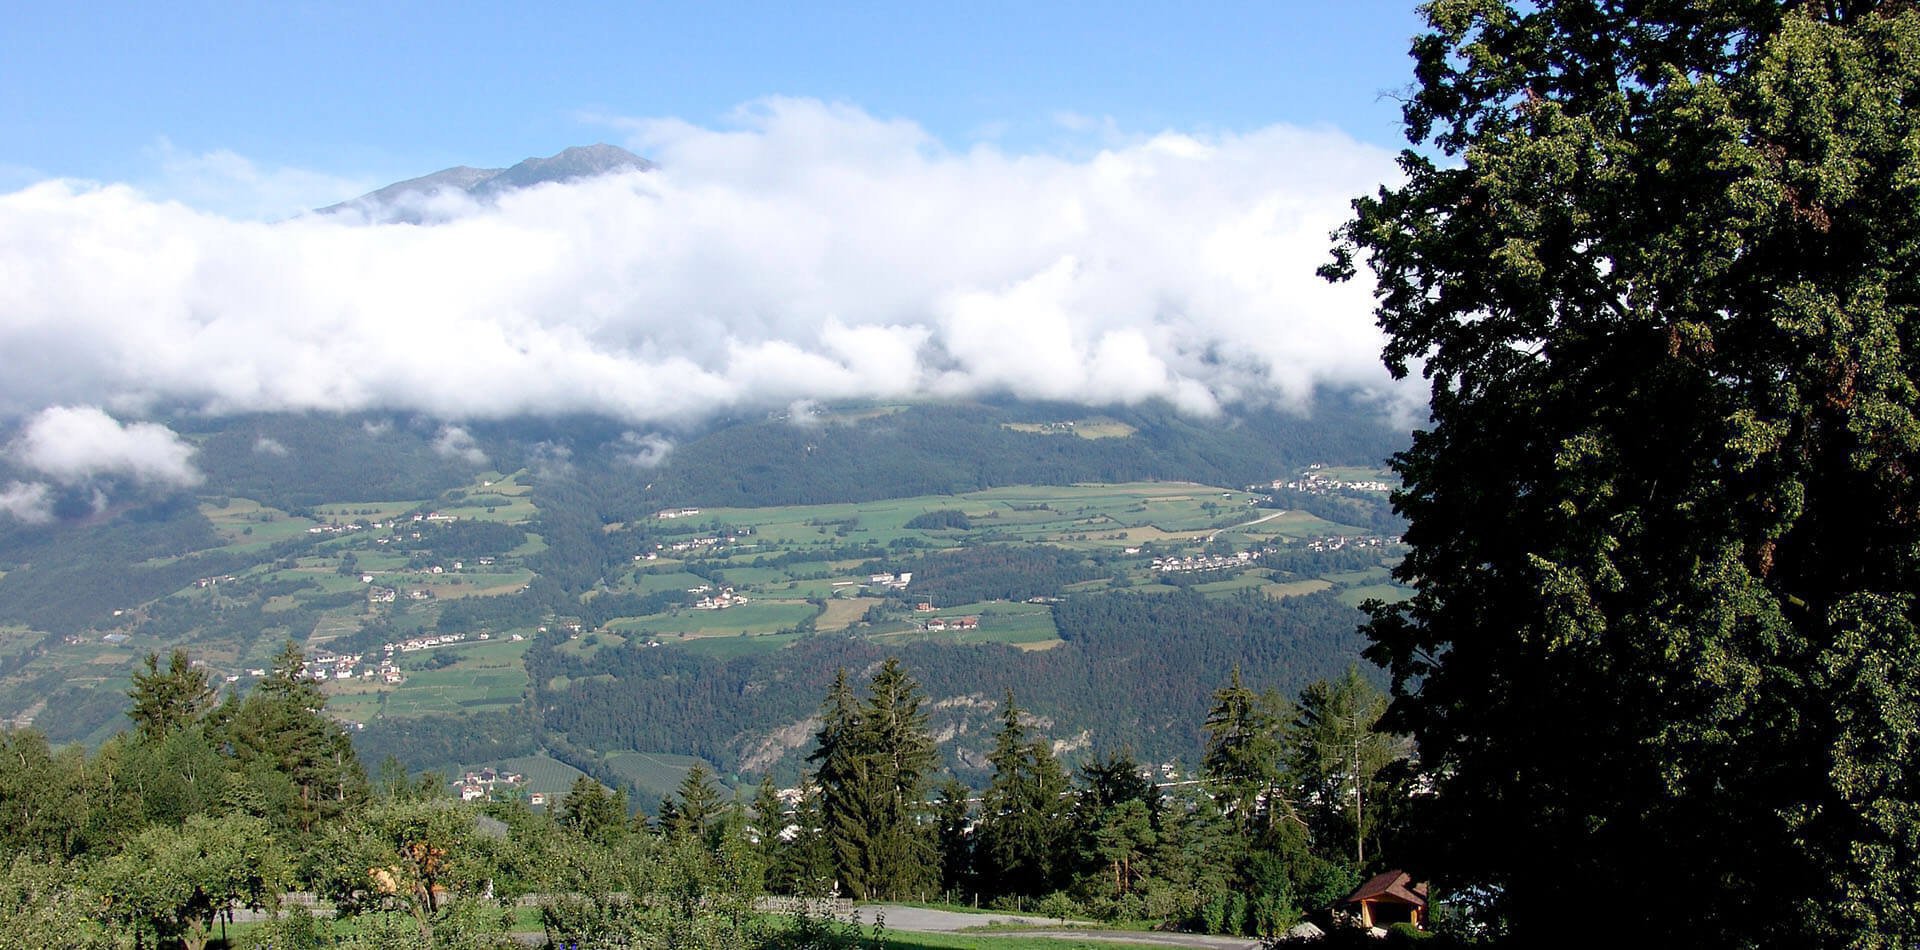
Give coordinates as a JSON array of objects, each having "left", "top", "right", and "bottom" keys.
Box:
[
  {"left": 139, "top": 139, "right": 375, "bottom": 220},
  {"left": 8, "top": 406, "right": 201, "bottom": 489},
  {"left": 253, "top": 436, "right": 289, "bottom": 457},
  {"left": 0, "top": 481, "right": 52, "bottom": 524},
  {"left": 0, "top": 100, "right": 1410, "bottom": 428},
  {"left": 616, "top": 432, "right": 674, "bottom": 468},
  {"left": 432, "top": 426, "right": 487, "bottom": 466}
]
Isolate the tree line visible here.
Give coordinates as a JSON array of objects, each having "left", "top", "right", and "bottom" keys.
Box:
[{"left": 0, "top": 646, "right": 1408, "bottom": 947}]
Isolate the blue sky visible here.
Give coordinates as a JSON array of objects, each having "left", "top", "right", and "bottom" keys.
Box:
[{"left": 4, "top": 1, "right": 1426, "bottom": 187}]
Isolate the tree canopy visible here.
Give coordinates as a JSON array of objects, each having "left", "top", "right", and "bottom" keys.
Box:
[{"left": 1328, "top": 1, "right": 1920, "bottom": 944}]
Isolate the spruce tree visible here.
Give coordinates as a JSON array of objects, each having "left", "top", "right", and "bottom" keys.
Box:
[
  {"left": 126, "top": 649, "right": 217, "bottom": 741},
  {"left": 806, "top": 661, "right": 938, "bottom": 900},
  {"left": 975, "top": 691, "right": 1070, "bottom": 899}
]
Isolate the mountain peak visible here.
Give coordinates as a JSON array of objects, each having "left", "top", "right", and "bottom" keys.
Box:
[{"left": 319, "top": 144, "right": 654, "bottom": 220}]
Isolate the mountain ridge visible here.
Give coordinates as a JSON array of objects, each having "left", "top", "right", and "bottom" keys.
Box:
[{"left": 318, "top": 144, "right": 654, "bottom": 219}]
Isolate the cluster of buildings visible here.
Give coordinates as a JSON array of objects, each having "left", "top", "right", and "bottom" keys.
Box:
[
  {"left": 455, "top": 766, "right": 526, "bottom": 802},
  {"left": 1305, "top": 535, "right": 1390, "bottom": 553},
  {"left": 304, "top": 651, "right": 366, "bottom": 680},
  {"left": 1268, "top": 464, "right": 1393, "bottom": 495},
  {"left": 654, "top": 527, "right": 756, "bottom": 555},
  {"left": 691, "top": 586, "right": 747, "bottom": 610},
  {"left": 193, "top": 575, "right": 239, "bottom": 589},
  {"left": 307, "top": 522, "right": 370, "bottom": 535},
  {"left": 866, "top": 572, "right": 913, "bottom": 590},
  {"left": 368, "top": 586, "right": 437, "bottom": 604},
  {"left": 1153, "top": 550, "right": 1267, "bottom": 573},
  {"left": 923, "top": 615, "right": 979, "bottom": 632}
]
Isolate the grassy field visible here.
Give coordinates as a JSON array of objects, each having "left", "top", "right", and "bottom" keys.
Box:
[
  {"left": 613, "top": 601, "right": 820, "bottom": 638},
  {"left": 324, "top": 638, "right": 532, "bottom": 722},
  {"left": 1001, "top": 417, "right": 1139, "bottom": 440},
  {"left": 604, "top": 751, "right": 721, "bottom": 799},
  {"left": 478, "top": 753, "right": 590, "bottom": 797},
  {"left": 1338, "top": 583, "right": 1411, "bottom": 608},
  {"left": 816, "top": 596, "right": 880, "bottom": 631}
]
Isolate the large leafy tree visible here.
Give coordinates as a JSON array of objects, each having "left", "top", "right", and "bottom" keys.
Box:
[{"left": 1327, "top": 1, "right": 1920, "bottom": 943}]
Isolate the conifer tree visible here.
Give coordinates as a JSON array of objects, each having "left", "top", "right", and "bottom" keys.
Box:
[
  {"left": 975, "top": 691, "right": 1070, "bottom": 898},
  {"left": 206, "top": 642, "right": 367, "bottom": 836},
  {"left": 127, "top": 649, "right": 217, "bottom": 741},
  {"left": 933, "top": 777, "right": 973, "bottom": 898},
  {"left": 667, "top": 763, "right": 724, "bottom": 841},
  {"left": 1201, "top": 669, "right": 1289, "bottom": 836},
  {"left": 806, "top": 661, "right": 938, "bottom": 900}
]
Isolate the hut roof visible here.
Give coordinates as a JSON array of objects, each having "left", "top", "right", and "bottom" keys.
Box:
[{"left": 1343, "top": 870, "right": 1428, "bottom": 908}]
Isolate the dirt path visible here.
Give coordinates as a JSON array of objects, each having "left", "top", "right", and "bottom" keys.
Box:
[
  {"left": 852, "top": 905, "right": 1261, "bottom": 949},
  {"left": 1205, "top": 508, "right": 1287, "bottom": 542}
]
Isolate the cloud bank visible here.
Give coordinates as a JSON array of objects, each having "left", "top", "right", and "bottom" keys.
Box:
[
  {"left": 9, "top": 406, "right": 201, "bottom": 489},
  {"left": 0, "top": 406, "right": 202, "bottom": 522},
  {"left": 0, "top": 99, "right": 1403, "bottom": 432}
]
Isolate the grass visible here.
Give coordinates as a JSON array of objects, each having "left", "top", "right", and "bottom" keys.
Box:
[
  {"left": 604, "top": 751, "right": 719, "bottom": 798},
  {"left": 1338, "top": 583, "right": 1411, "bottom": 607},
  {"left": 479, "top": 753, "right": 590, "bottom": 796},
  {"left": 1001, "top": 417, "right": 1139, "bottom": 440},
  {"left": 815, "top": 597, "right": 878, "bottom": 631},
  {"left": 613, "top": 601, "right": 820, "bottom": 637},
  {"left": 325, "top": 639, "right": 533, "bottom": 721}
]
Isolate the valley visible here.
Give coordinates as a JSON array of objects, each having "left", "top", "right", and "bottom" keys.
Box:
[{"left": 0, "top": 399, "right": 1407, "bottom": 807}]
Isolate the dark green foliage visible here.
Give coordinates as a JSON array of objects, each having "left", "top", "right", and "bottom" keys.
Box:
[
  {"left": 903, "top": 509, "right": 972, "bottom": 530},
  {"left": 933, "top": 777, "right": 973, "bottom": 895},
  {"left": 533, "top": 589, "right": 1369, "bottom": 780},
  {"left": 181, "top": 412, "right": 476, "bottom": 510},
  {"left": 666, "top": 763, "right": 725, "bottom": 841},
  {"left": 352, "top": 707, "right": 538, "bottom": 778},
  {"left": 1327, "top": 1, "right": 1920, "bottom": 944},
  {"left": 208, "top": 642, "right": 370, "bottom": 836},
  {"left": 126, "top": 648, "right": 218, "bottom": 740},
  {"left": 974, "top": 693, "right": 1071, "bottom": 898},
  {"left": 559, "top": 775, "right": 631, "bottom": 846},
  {"left": 637, "top": 397, "right": 1402, "bottom": 510},
  {"left": 0, "top": 497, "right": 231, "bottom": 631},
  {"left": 807, "top": 661, "right": 938, "bottom": 900}
]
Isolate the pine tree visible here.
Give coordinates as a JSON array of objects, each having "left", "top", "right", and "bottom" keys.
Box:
[
  {"left": 1201, "top": 669, "right": 1290, "bottom": 836},
  {"left": 207, "top": 642, "right": 366, "bottom": 836},
  {"left": 975, "top": 691, "right": 1070, "bottom": 898},
  {"left": 1287, "top": 669, "right": 1394, "bottom": 867},
  {"left": 667, "top": 763, "right": 723, "bottom": 841},
  {"left": 806, "top": 661, "right": 938, "bottom": 900},
  {"left": 933, "top": 778, "right": 973, "bottom": 898},
  {"left": 127, "top": 649, "right": 217, "bottom": 741}
]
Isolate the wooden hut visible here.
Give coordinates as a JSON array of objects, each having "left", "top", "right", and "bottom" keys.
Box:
[{"left": 1342, "top": 869, "right": 1428, "bottom": 930}]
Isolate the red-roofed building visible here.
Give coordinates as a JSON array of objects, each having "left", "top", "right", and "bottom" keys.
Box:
[{"left": 1342, "top": 869, "right": 1428, "bottom": 930}]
